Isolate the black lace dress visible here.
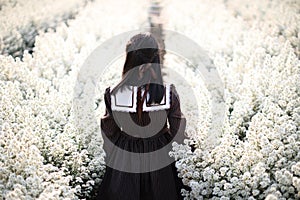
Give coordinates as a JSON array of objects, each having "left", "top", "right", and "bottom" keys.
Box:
[{"left": 96, "top": 84, "right": 188, "bottom": 200}]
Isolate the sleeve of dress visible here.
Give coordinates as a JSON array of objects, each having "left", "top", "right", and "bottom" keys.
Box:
[
  {"left": 100, "top": 87, "right": 121, "bottom": 138},
  {"left": 167, "top": 84, "right": 187, "bottom": 143}
]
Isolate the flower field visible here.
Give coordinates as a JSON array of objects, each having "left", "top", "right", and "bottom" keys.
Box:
[
  {"left": 0, "top": 0, "right": 299, "bottom": 199},
  {"left": 163, "top": 0, "right": 300, "bottom": 199}
]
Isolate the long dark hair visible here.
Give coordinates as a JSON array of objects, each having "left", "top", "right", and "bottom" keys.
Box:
[{"left": 111, "top": 32, "right": 165, "bottom": 118}]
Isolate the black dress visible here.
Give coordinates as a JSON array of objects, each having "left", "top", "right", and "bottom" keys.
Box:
[{"left": 96, "top": 84, "right": 188, "bottom": 200}]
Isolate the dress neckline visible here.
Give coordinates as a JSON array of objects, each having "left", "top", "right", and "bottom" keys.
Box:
[{"left": 110, "top": 83, "right": 171, "bottom": 112}]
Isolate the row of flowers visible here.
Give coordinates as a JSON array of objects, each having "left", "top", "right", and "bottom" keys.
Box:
[
  {"left": 163, "top": 0, "right": 299, "bottom": 199},
  {"left": 0, "top": 0, "right": 88, "bottom": 57}
]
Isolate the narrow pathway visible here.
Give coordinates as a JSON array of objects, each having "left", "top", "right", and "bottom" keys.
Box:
[{"left": 148, "top": 0, "right": 166, "bottom": 64}]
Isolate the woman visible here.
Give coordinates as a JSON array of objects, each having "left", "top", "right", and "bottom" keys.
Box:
[{"left": 97, "top": 32, "right": 188, "bottom": 200}]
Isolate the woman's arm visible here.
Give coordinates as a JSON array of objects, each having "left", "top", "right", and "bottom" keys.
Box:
[
  {"left": 101, "top": 87, "right": 121, "bottom": 138},
  {"left": 167, "top": 84, "right": 187, "bottom": 143}
]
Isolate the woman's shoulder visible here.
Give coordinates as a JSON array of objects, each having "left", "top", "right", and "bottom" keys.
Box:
[
  {"left": 103, "top": 86, "right": 111, "bottom": 102},
  {"left": 168, "top": 83, "right": 180, "bottom": 100},
  {"left": 169, "top": 83, "right": 176, "bottom": 93},
  {"left": 168, "top": 83, "right": 181, "bottom": 105},
  {"left": 104, "top": 86, "right": 111, "bottom": 94}
]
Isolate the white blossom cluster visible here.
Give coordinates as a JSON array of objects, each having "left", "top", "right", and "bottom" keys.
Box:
[
  {"left": 0, "top": 0, "right": 147, "bottom": 199},
  {"left": 0, "top": 0, "right": 88, "bottom": 57},
  {"left": 163, "top": 0, "right": 300, "bottom": 199}
]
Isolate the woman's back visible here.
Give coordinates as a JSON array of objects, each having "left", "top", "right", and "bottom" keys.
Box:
[
  {"left": 110, "top": 83, "right": 171, "bottom": 137},
  {"left": 96, "top": 32, "right": 188, "bottom": 200},
  {"left": 97, "top": 83, "right": 188, "bottom": 200}
]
